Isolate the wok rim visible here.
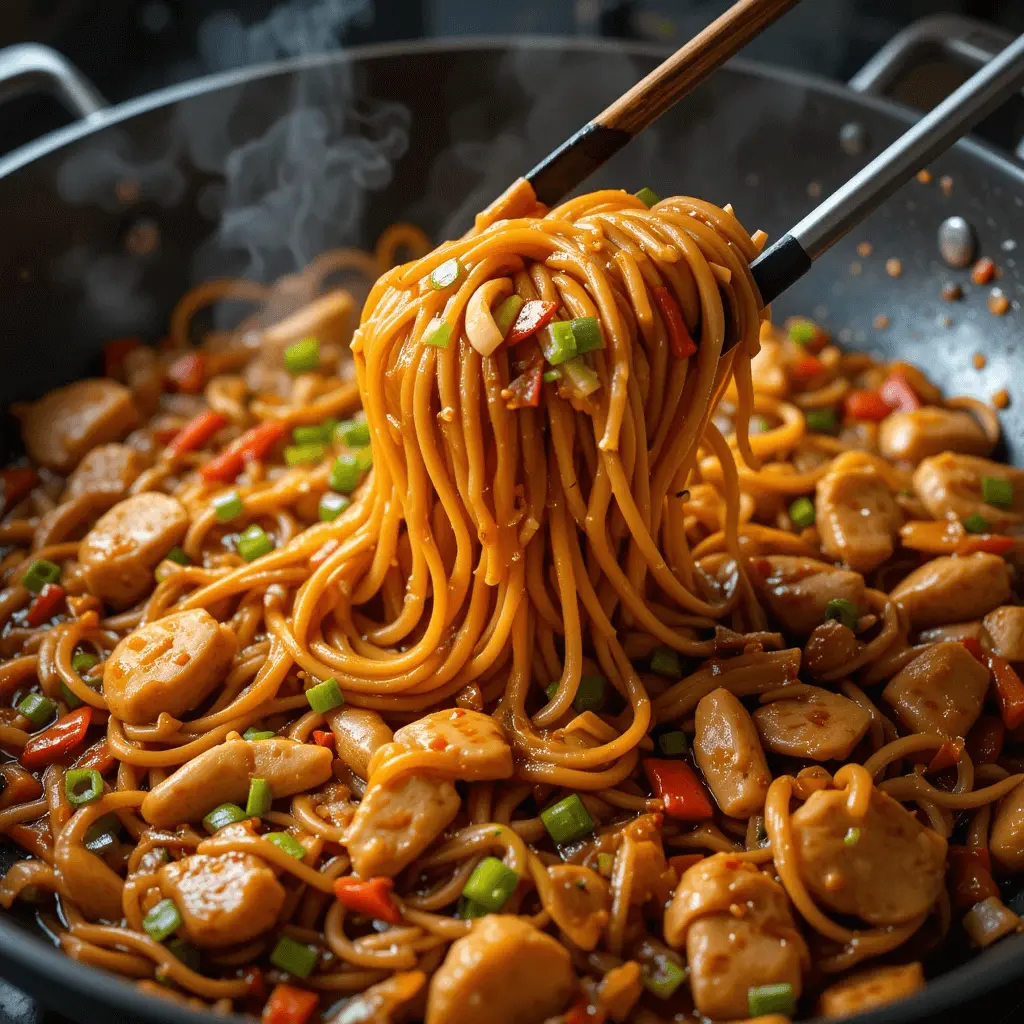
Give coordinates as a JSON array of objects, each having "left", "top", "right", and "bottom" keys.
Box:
[{"left": 1, "top": 33, "right": 1023, "bottom": 1024}]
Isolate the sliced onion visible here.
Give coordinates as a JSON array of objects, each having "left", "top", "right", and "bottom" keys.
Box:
[
  {"left": 465, "top": 278, "right": 513, "bottom": 357},
  {"left": 963, "top": 895, "right": 1020, "bottom": 947}
]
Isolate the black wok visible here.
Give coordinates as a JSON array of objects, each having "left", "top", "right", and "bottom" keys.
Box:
[{"left": 0, "top": 31, "right": 1023, "bottom": 1024}]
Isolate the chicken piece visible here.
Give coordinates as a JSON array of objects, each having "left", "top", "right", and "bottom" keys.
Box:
[
  {"left": 157, "top": 851, "right": 284, "bottom": 948},
  {"left": 754, "top": 686, "right": 871, "bottom": 761},
  {"left": 597, "top": 961, "right": 643, "bottom": 1023},
  {"left": 664, "top": 854, "right": 808, "bottom": 1020},
  {"left": 141, "top": 738, "right": 333, "bottom": 828},
  {"left": 890, "top": 553, "right": 1011, "bottom": 629},
  {"left": 545, "top": 865, "right": 610, "bottom": 951},
  {"left": 65, "top": 443, "right": 145, "bottom": 505},
  {"left": 392, "top": 709, "right": 513, "bottom": 781},
  {"left": 344, "top": 773, "right": 459, "bottom": 878},
  {"left": 990, "top": 780, "right": 1024, "bottom": 871},
  {"left": 330, "top": 971, "right": 426, "bottom": 1024},
  {"left": 751, "top": 556, "right": 866, "bottom": 636},
  {"left": 20, "top": 379, "right": 138, "bottom": 472},
  {"left": 79, "top": 493, "right": 189, "bottom": 608},
  {"left": 103, "top": 609, "right": 236, "bottom": 725},
  {"left": 804, "top": 620, "right": 860, "bottom": 678},
  {"left": 914, "top": 453, "right": 1024, "bottom": 533},
  {"left": 918, "top": 621, "right": 983, "bottom": 644},
  {"left": 425, "top": 915, "right": 576, "bottom": 1024},
  {"left": 789, "top": 786, "right": 947, "bottom": 925},
  {"left": 817, "top": 962, "right": 924, "bottom": 1018},
  {"left": 882, "top": 642, "right": 989, "bottom": 739},
  {"left": 750, "top": 338, "right": 787, "bottom": 396},
  {"left": 327, "top": 706, "right": 394, "bottom": 779},
  {"left": 879, "top": 407, "right": 994, "bottom": 463},
  {"left": 983, "top": 606, "right": 1024, "bottom": 662},
  {"left": 815, "top": 466, "right": 900, "bottom": 573},
  {"left": 693, "top": 688, "right": 771, "bottom": 818},
  {"left": 122, "top": 344, "right": 163, "bottom": 418}
]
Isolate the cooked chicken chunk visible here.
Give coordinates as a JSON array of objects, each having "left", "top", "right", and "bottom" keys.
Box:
[
  {"left": 815, "top": 465, "right": 900, "bottom": 573},
  {"left": 789, "top": 787, "right": 946, "bottom": 925},
  {"left": 804, "top": 620, "right": 860, "bottom": 678},
  {"left": 890, "top": 553, "right": 1011, "bottom": 629},
  {"left": 693, "top": 688, "right": 771, "bottom": 817},
  {"left": 65, "top": 443, "right": 145, "bottom": 505},
  {"left": 327, "top": 706, "right": 394, "bottom": 779},
  {"left": 990, "top": 780, "right": 1024, "bottom": 872},
  {"left": 983, "top": 606, "right": 1024, "bottom": 662},
  {"left": 393, "top": 709, "right": 513, "bottom": 781},
  {"left": 80, "top": 493, "right": 189, "bottom": 608},
  {"left": 751, "top": 556, "right": 866, "bottom": 636},
  {"left": 545, "top": 864, "right": 610, "bottom": 951},
  {"left": 158, "top": 851, "right": 284, "bottom": 948},
  {"left": 103, "top": 609, "right": 236, "bottom": 725},
  {"left": 817, "top": 962, "right": 924, "bottom": 1018},
  {"left": 914, "top": 453, "right": 1024, "bottom": 533},
  {"left": 754, "top": 686, "right": 871, "bottom": 761},
  {"left": 882, "top": 642, "right": 989, "bottom": 739},
  {"left": 20, "top": 379, "right": 138, "bottom": 472},
  {"left": 879, "top": 407, "right": 994, "bottom": 463},
  {"left": 425, "top": 915, "right": 576, "bottom": 1024},
  {"left": 330, "top": 971, "right": 425, "bottom": 1024}
]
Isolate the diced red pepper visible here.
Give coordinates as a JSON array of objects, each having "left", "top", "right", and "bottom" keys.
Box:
[
  {"left": 246, "top": 967, "right": 267, "bottom": 1000},
  {"left": 879, "top": 370, "right": 921, "bottom": 412},
  {"left": 957, "top": 533, "right": 1017, "bottom": 556},
  {"left": 167, "top": 410, "right": 227, "bottom": 456},
  {"left": 506, "top": 363, "right": 543, "bottom": 410},
  {"left": 506, "top": 300, "right": 558, "bottom": 347},
  {"left": 652, "top": 285, "right": 697, "bottom": 358},
  {"left": 643, "top": 759, "right": 714, "bottom": 821},
  {"left": 200, "top": 420, "right": 288, "bottom": 482},
  {"left": 961, "top": 639, "right": 1024, "bottom": 730},
  {"left": 333, "top": 876, "right": 402, "bottom": 924},
  {"left": 165, "top": 352, "right": 207, "bottom": 394},
  {"left": 961, "top": 636, "right": 985, "bottom": 661},
  {"left": 311, "top": 730, "right": 335, "bottom": 749},
  {"left": 103, "top": 337, "right": 140, "bottom": 378},
  {"left": 262, "top": 983, "right": 318, "bottom": 1024},
  {"left": 25, "top": 584, "right": 65, "bottom": 628},
  {"left": 927, "top": 737, "right": 964, "bottom": 773},
  {"left": 948, "top": 845, "right": 999, "bottom": 910},
  {"left": 74, "top": 739, "right": 116, "bottom": 775},
  {"left": 790, "top": 353, "right": 825, "bottom": 382},
  {"left": 972, "top": 258, "right": 996, "bottom": 285},
  {"left": 966, "top": 715, "right": 1005, "bottom": 766},
  {"left": 844, "top": 388, "right": 892, "bottom": 422},
  {"left": 20, "top": 707, "right": 93, "bottom": 770},
  {"left": 566, "top": 1000, "right": 606, "bottom": 1024},
  {"left": 668, "top": 853, "right": 705, "bottom": 878},
  {"left": 1, "top": 468, "right": 38, "bottom": 514}
]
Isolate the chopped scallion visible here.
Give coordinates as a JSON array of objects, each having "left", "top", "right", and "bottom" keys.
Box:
[
  {"left": 596, "top": 852, "right": 614, "bottom": 877},
  {"left": 335, "top": 419, "right": 371, "bottom": 448},
  {"left": 569, "top": 316, "right": 604, "bottom": 354},
  {"left": 284, "top": 338, "right": 319, "bottom": 375},
  {"left": 644, "top": 957, "right": 687, "bottom": 999},
  {"left": 748, "top": 982, "right": 796, "bottom": 1018},
  {"left": 65, "top": 768, "right": 103, "bottom": 806},
  {"left": 165, "top": 546, "right": 191, "bottom": 566},
  {"left": 319, "top": 492, "right": 351, "bottom": 522},
  {"left": 788, "top": 318, "right": 819, "bottom": 345},
  {"left": 844, "top": 826, "right": 861, "bottom": 846},
  {"left": 293, "top": 424, "right": 327, "bottom": 445},
  {"left": 246, "top": 777, "right": 272, "bottom": 818},
  {"left": 212, "top": 491, "right": 243, "bottom": 522},
  {"left": 143, "top": 898, "right": 182, "bottom": 943},
  {"left": 306, "top": 677, "right": 345, "bottom": 714},
  {"left": 982, "top": 476, "right": 1014, "bottom": 509},
  {"left": 545, "top": 681, "right": 560, "bottom": 702},
  {"left": 541, "top": 794, "right": 594, "bottom": 845},
  {"left": 330, "top": 450, "right": 372, "bottom": 494},
  {"left": 635, "top": 187, "right": 660, "bottom": 208},
  {"left": 963, "top": 513, "right": 989, "bottom": 534},
  {"left": 71, "top": 650, "right": 100, "bottom": 674},
  {"left": 264, "top": 831, "right": 307, "bottom": 861},
  {"left": 658, "top": 731, "right": 689, "bottom": 757},
  {"left": 284, "top": 442, "right": 325, "bottom": 466},
  {"left": 789, "top": 496, "right": 816, "bottom": 528},
  {"left": 574, "top": 675, "right": 606, "bottom": 714},
  {"left": 269, "top": 936, "right": 317, "bottom": 978},
  {"left": 461, "top": 856, "right": 520, "bottom": 912},
  {"left": 457, "top": 895, "right": 489, "bottom": 919},
  {"left": 237, "top": 524, "right": 274, "bottom": 562},
  {"left": 805, "top": 407, "right": 838, "bottom": 432},
  {"left": 429, "top": 257, "right": 463, "bottom": 291},
  {"left": 542, "top": 368, "right": 562, "bottom": 383},
  {"left": 243, "top": 728, "right": 276, "bottom": 741},
  {"left": 202, "top": 802, "right": 247, "bottom": 834},
  {"left": 540, "top": 321, "right": 577, "bottom": 365},
  {"left": 650, "top": 647, "right": 682, "bottom": 678},
  {"left": 22, "top": 559, "right": 60, "bottom": 594},
  {"left": 423, "top": 319, "right": 452, "bottom": 349},
  {"left": 17, "top": 693, "right": 55, "bottom": 727},
  {"left": 824, "top": 597, "right": 858, "bottom": 630},
  {"left": 494, "top": 294, "right": 525, "bottom": 337}
]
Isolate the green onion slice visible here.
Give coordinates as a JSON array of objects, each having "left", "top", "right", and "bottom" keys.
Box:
[
  {"left": 284, "top": 442, "right": 325, "bottom": 466},
  {"left": 541, "top": 794, "right": 594, "bottom": 845},
  {"left": 243, "top": 728, "right": 276, "bottom": 741},
  {"left": 212, "top": 491, "right": 244, "bottom": 522},
  {"left": 336, "top": 419, "right": 371, "bottom": 448},
  {"left": 658, "top": 731, "right": 689, "bottom": 757},
  {"left": 306, "top": 677, "right": 345, "bottom": 714},
  {"left": 284, "top": 338, "right": 319, "bottom": 375},
  {"left": 22, "top": 559, "right": 61, "bottom": 594},
  {"left": 982, "top": 476, "right": 1014, "bottom": 509},
  {"left": 269, "top": 936, "right": 317, "bottom": 978},
  {"left": 789, "top": 496, "right": 815, "bottom": 528},
  {"left": 650, "top": 647, "right": 682, "bottom": 678},
  {"left": 429, "top": 257, "right": 463, "bottom": 291},
  {"left": 540, "top": 321, "right": 577, "bottom": 365},
  {"left": 264, "top": 831, "right": 307, "bottom": 861},
  {"left": 319, "top": 492, "right": 351, "bottom": 522},
  {"left": 805, "top": 407, "right": 838, "bottom": 433},
  {"left": 246, "top": 777, "right": 272, "bottom": 818},
  {"left": 17, "top": 693, "right": 56, "bottom": 727},
  {"left": 143, "top": 898, "right": 182, "bottom": 943},
  {"left": 569, "top": 316, "right": 604, "bottom": 354},
  {"left": 330, "top": 450, "right": 372, "bottom": 494},
  {"left": 65, "top": 768, "right": 103, "bottom": 806},
  {"left": 634, "top": 187, "right": 660, "bottom": 208},
  {"left": 644, "top": 956, "right": 687, "bottom": 999},
  {"left": 202, "top": 802, "right": 247, "bottom": 834},
  {"left": 494, "top": 295, "right": 525, "bottom": 337},
  {"left": 844, "top": 826, "right": 861, "bottom": 846},
  {"left": 461, "top": 856, "right": 520, "bottom": 912},
  {"left": 824, "top": 597, "right": 858, "bottom": 630},
  {"left": 542, "top": 368, "right": 562, "bottom": 383},
  {"left": 963, "top": 513, "right": 989, "bottom": 534},
  {"left": 237, "top": 524, "right": 274, "bottom": 563},
  {"left": 574, "top": 675, "right": 606, "bottom": 714},
  {"left": 423, "top": 319, "right": 452, "bottom": 349},
  {"left": 748, "top": 982, "right": 796, "bottom": 1018}
]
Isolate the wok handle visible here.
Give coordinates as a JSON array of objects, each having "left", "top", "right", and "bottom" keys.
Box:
[{"left": 0, "top": 43, "right": 106, "bottom": 123}]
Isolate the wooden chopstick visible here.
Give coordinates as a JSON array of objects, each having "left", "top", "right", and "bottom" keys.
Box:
[{"left": 526, "top": 0, "right": 802, "bottom": 205}]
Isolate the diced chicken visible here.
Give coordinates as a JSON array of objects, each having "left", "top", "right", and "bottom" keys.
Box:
[
  {"left": 393, "top": 709, "right": 513, "bottom": 781},
  {"left": 425, "top": 915, "right": 576, "bottom": 1024},
  {"left": 804, "top": 620, "right": 860, "bottom": 678},
  {"left": 754, "top": 686, "right": 871, "bottom": 761},
  {"left": 750, "top": 338, "right": 787, "bottom": 396},
  {"left": 103, "top": 609, "right": 236, "bottom": 725},
  {"left": 983, "top": 606, "right": 1024, "bottom": 661},
  {"left": 882, "top": 642, "right": 989, "bottom": 739},
  {"left": 65, "top": 443, "right": 145, "bottom": 505},
  {"left": 918, "top": 622, "right": 983, "bottom": 644},
  {"left": 597, "top": 961, "right": 643, "bottom": 1023},
  {"left": 20, "top": 379, "right": 138, "bottom": 472},
  {"left": 327, "top": 706, "right": 394, "bottom": 779},
  {"left": 79, "top": 493, "right": 189, "bottom": 608},
  {"left": 817, "top": 962, "right": 924, "bottom": 1018},
  {"left": 693, "top": 688, "right": 771, "bottom": 817},
  {"left": 789, "top": 787, "right": 947, "bottom": 925},
  {"left": 815, "top": 466, "right": 900, "bottom": 573},
  {"left": 344, "top": 773, "right": 459, "bottom": 878},
  {"left": 141, "top": 738, "right": 333, "bottom": 828},
  {"left": 157, "top": 851, "right": 284, "bottom": 948},
  {"left": 751, "top": 556, "right": 866, "bottom": 636},
  {"left": 664, "top": 854, "right": 808, "bottom": 1020},
  {"left": 879, "top": 407, "right": 994, "bottom": 464},
  {"left": 914, "top": 453, "right": 1024, "bottom": 533},
  {"left": 330, "top": 971, "right": 426, "bottom": 1024},
  {"left": 545, "top": 864, "right": 610, "bottom": 951},
  {"left": 890, "top": 553, "right": 1011, "bottom": 630},
  {"left": 990, "top": 780, "right": 1024, "bottom": 872}
]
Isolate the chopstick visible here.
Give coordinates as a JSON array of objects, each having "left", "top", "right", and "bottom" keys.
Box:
[
  {"left": 751, "top": 31, "right": 1024, "bottom": 306},
  {"left": 526, "top": 0, "right": 803, "bottom": 205}
]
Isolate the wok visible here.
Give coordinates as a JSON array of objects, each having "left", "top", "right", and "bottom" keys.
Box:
[{"left": 1, "top": 25, "right": 1024, "bottom": 1024}]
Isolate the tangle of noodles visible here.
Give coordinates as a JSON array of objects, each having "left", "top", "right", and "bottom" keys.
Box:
[{"left": 1, "top": 179, "right": 1023, "bottom": 1024}]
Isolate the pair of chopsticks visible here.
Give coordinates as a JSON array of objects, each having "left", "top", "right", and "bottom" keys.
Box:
[{"left": 518, "top": 0, "right": 1024, "bottom": 310}]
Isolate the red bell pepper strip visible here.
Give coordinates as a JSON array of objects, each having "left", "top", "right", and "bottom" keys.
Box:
[
  {"left": 311, "top": 730, "right": 335, "bottom": 749},
  {"left": 927, "top": 737, "right": 964, "bottom": 774},
  {"left": 966, "top": 715, "right": 1005, "bottom": 766},
  {"left": 103, "top": 337, "right": 140, "bottom": 378},
  {"left": 506, "top": 300, "right": 558, "bottom": 347},
  {"left": 652, "top": 286, "right": 697, "bottom": 358},
  {"left": 790, "top": 353, "right": 825, "bottom": 383},
  {"left": 879, "top": 370, "right": 921, "bottom": 412},
  {"left": 200, "top": 420, "right": 288, "bottom": 482},
  {"left": 1, "top": 468, "right": 38, "bottom": 514},
  {"left": 333, "top": 876, "right": 402, "bottom": 923},
  {"left": 566, "top": 1001, "right": 606, "bottom": 1024},
  {"left": 643, "top": 759, "right": 714, "bottom": 821},
  {"left": 962, "top": 638, "right": 1024, "bottom": 730},
  {"left": 262, "top": 983, "right": 319, "bottom": 1024},
  {"left": 957, "top": 533, "right": 1017, "bottom": 556},
  {"left": 505, "top": 363, "right": 544, "bottom": 410},
  {"left": 947, "top": 845, "right": 1000, "bottom": 911},
  {"left": 25, "top": 584, "right": 65, "bottom": 627},
  {"left": 165, "top": 352, "right": 207, "bottom": 394},
  {"left": 20, "top": 707, "right": 93, "bottom": 770},
  {"left": 74, "top": 739, "right": 116, "bottom": 775},
  {"left": 844, "top": 388, "right": 892, "bottom": 422},
  {"left": 167, "top": 410, "right": 227, "bottom": 456}
]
